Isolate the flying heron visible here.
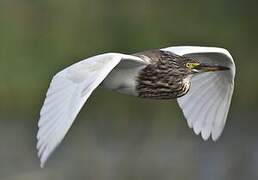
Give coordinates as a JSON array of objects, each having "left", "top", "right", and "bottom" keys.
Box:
[{"left": 37, "top": 46, "right": 235, "bottom": 167}]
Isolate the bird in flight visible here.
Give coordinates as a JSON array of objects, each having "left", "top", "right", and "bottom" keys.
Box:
[{"left": 36, "top": 46, "right": 235, "bottom": 167}]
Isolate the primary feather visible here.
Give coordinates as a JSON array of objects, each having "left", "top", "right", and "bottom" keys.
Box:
[
  {"left": 37, "top": 53, "right": 144, "bottom": 167},
  {"left": 37, "top": 46, "right": 235, "bottom": 167},
  {"left": 163, "top": 46, "right": 235, "bottom": 140}
]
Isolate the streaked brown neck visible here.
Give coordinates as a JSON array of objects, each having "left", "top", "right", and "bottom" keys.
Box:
[{"left": 135, "top": 50, "right": 191, "bottom": 99}]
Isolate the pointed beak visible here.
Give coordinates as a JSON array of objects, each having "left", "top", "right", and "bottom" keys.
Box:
[{"left": 195, "top": 63, "right": 230, "bottom": 72}]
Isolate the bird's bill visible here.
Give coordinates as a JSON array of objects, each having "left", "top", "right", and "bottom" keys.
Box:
[{"left": 195, "top": 63, "right": 230, "bottom": 72}]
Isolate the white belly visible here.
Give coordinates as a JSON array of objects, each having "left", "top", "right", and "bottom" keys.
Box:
[{"left": 102, "top": 65, "right": 144, "bottom": 96}]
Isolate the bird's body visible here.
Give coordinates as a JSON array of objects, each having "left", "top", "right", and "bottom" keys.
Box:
[
  {"left": 135, "top": 50, "right": 192, "bottom": 99},
  {"left": 103, "top": 50, "right": 192, "bottom": 99},
  {"left": 36, "top": 46, "right": 235, "bottom": 167}
]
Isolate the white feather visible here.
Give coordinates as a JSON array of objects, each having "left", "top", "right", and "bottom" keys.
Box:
[
  {"left": 37, "top": 53, "right": 144, "bottom": 167},
  {"left": 162, "top": 46, "right": 235, "bottom": 141},
  {"left": 37, "top": 46, "right": 236, "bottom": 167}
]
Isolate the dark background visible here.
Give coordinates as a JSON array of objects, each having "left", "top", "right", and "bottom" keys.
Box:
[{"left": 1, "top": 0, "right": 258, "bottom": 179}]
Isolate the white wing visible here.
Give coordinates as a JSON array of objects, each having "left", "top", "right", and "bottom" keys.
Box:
[
  {"left": 162, "top": 46, "right": 235, "bottom": 141},
  {"left": 37, "top": 53, "right": 144, "bottom": 167}
]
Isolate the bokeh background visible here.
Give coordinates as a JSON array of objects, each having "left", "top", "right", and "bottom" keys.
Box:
[{"left": 1, "top": 0, "right": 258, "bottom": 179}]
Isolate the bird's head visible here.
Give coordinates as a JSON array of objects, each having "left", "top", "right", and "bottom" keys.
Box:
[
  {"left": 180, "top": 56, "right": 230, "bottom": 75},
  {"left": 159, "top": 51, "right": 230, "bottom": 77}
]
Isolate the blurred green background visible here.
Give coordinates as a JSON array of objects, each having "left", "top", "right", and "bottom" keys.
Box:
[{"left": 1, "top": 0, "right": 258, "bottom": 179}]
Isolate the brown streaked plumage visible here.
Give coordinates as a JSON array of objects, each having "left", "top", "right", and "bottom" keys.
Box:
[
  {"left": 36, "top": 46, "right": 235, "bottom": 167},
  {"left": 135, "top": 50, "right": 195, "bottom": 99}
]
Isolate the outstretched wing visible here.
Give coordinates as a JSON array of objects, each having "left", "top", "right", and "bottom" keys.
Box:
[
  {"left": 162, "top": 46, "right": 235, "bottom": 141},
  {"left": 37, "top": 53, "right": 144, "bottom": 167}
]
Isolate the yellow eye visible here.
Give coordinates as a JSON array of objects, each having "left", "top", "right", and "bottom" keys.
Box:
[
  {"left": 186, "top": 63, "right": 193, "bottom": 69},
  {"left": 186, "top": 63, "right": 199, "bottom": 69}
]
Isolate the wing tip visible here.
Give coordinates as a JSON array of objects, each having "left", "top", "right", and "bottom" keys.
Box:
[
  {"left": 36, "top": 130, "right": 50, "bottom": 168},
  {"left": 201, "top": 130, "right": 210, "bottom": 141},
  {"left": 40, "top": 161, "right": 45, "bottom": 168},
  {"left": 192, "top": 126, "right": 223, "bottom": 141},
  {"left": 190, "top": 120, "right": 223, "bottom": 141},
  {"left": 200, "top": 129, "right": 222, "bottom": 141},
  {"left": 37, "top": 144, "right": 50, "bottom": 168},
  {"left": 39, "top": 153, "right": 48, "bottom": 168},
  {"left": 211, "top": 130, "right": 223, "bottom": 141},
  {"left": 36, "top": 143, "right": 46, "bottom": 168}
]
